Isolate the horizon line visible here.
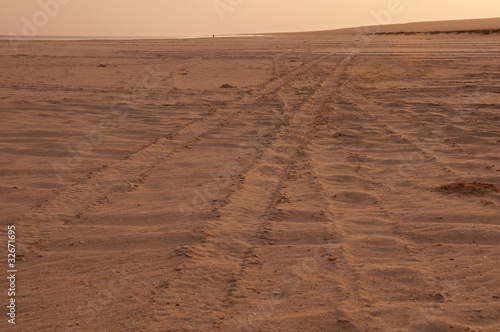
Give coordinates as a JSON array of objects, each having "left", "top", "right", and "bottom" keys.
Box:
[{"left": 2, "top": 16, "right": 500, "bottom": 40}]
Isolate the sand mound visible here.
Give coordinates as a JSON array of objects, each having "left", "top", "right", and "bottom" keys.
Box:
[
  {"left": 435, "top": 182, "right": 499, "bottom": 196},
  {"left": 293, "top": 17, "right": 500, "bottom": 35}
]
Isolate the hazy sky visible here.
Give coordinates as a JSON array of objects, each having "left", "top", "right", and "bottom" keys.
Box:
[{"left": 2, "top": 0, "right": 500, "bottom": 37}]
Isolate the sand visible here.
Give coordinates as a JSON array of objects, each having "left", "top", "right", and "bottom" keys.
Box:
[
  {"left": 0, "top": 32, "right": 499, "bottom": 331},
  {"left": 305, "top": 17, "right": 500, "bottom": 35}
]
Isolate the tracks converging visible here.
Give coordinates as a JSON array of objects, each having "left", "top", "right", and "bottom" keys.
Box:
[
  {"left": 12, "top": 39, "right": 500, "bottom": 331},
  {"left": 18, "top": 51, "right": 345, "bottom": 248},
  {"left": 146, "top": 52, "right": 359, "bottom": 329}
]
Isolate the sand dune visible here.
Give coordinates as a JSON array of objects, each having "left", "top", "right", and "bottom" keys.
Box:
[
  {"left": 0, "top": 31, "right": 499, "bottom": 331},
  {"left": 294, "top": 17, "right": 500, "bottom": 35}
]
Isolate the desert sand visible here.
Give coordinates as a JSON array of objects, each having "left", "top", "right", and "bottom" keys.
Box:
[
  {"left": 1, "top": 29, "right": 500, "bottom": 332},
  {"left": 301, "top": 17, "right": 500, "bottom": 35}
]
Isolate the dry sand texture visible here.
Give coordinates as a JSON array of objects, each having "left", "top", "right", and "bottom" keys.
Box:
[{"left": 0, "top": 33, "right": 500, "bottom": 331}]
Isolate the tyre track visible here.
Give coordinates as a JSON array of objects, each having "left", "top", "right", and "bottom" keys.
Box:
[
  {"left": 273, "top": 49, "right": 293, "bottom": 76},
  {"left": 341, "top": 89, "right": 500, "bottom": 188},
  {"left": 153, "top": 52, "right": 358, "bottom": 330},
  {"left": 17, "top": 51, "right": 335, "bottom": 250},
  {"left": 302, "top": 95, "right": 431, "bottom": 330},
  {"left": 309, "top": 81, "right": 500, "bottom": 329}
]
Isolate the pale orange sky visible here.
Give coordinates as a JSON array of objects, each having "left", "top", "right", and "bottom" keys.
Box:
[{"left": 2, "top": 0, "right": 500, "bottom": 37}]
